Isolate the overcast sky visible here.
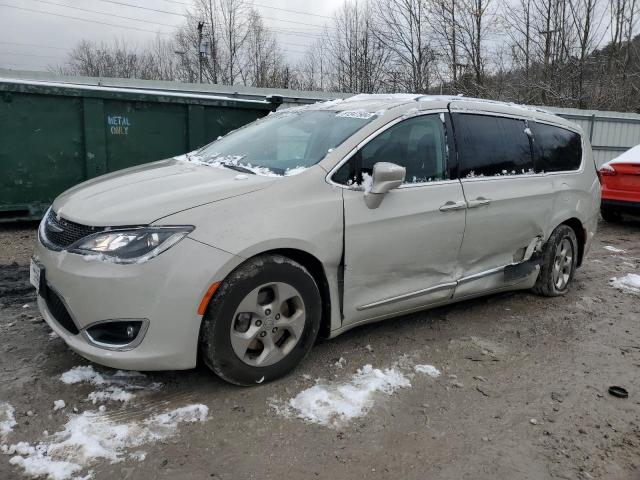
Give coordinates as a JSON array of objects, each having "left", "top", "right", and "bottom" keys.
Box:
[{"left": 0, "top": 0, "right": 344, "bottom": 72}]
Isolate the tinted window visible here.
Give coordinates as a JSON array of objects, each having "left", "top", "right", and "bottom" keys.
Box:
[
  {"left": 530, "top": 122, "right": 582, "bottom": 172},
  {"left": 333, "top": 114, "right": 448, "bottom": 186},
  {"left": 453, "top": 114, "right": 533, "bottom": 178}
]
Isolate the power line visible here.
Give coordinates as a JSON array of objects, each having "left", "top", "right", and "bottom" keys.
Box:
[
  {"left": 261, "top": 15, "right": 330, "bottom": 30},
  {"left": 0, "top": 3, "right": 174, "bottom": 35},
  {"left": 253, "top": 2, "right": 332, "bottom": 20},
  {"left": 0, "top": 62, "right": 51, "bottom": 69},
  {"left": 92, "top": 0, "right": 332, "bottom": 30},
  {"left": 0, "top": 40, "right": 69, "bottom": 51},
  {"left": 29, "top": 0, "right": 180, "bottom": 28},
  {"left": 152, "top": 0, "right": 333, "bottom": 19},
  {"left": 1, "top": 51, "right": 66, "bottom": 59},
  {"left": 92, "top": 0, "right": 186, "bottom": 17}
]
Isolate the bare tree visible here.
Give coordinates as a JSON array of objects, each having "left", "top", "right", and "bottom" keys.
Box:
[
  {"left": 325, "top": 0, "right": 390, "bottom": 93},
  {"left": 372, "top": 0, "right": 436, "bottom": 92},
  {"left": 429, "top": 0, "right": 461, "bottom": 90},
  {"left": 569, "top": 0, "right": 605, "bottom": 107},
  {"left": 242, "top": 9, "right": 287, "bottom": 87},
  {"left": 58, "top": 38, "right": 180, "bottom": 80},
  {"left": 457, "top": 0, "right": 494, "bottom": 94}
]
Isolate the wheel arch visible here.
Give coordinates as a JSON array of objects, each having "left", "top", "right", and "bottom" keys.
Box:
[
  {"left": 262, "top": 248, "right": 332, "bottom": 339},
  {"left": 202, "top": 247, "right": 333, "bottom": 340},
  {"left": 558, "top": 217, "right": 586, "bottom": 267}
]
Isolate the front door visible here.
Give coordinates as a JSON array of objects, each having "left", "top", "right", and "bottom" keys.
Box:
[{"left": 337, "top": 113, "right": 467, "bottom": 324}]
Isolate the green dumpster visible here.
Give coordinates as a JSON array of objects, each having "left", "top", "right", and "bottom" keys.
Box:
[{"left": 0, "top": 78, "right": 274, "bottom": 221}]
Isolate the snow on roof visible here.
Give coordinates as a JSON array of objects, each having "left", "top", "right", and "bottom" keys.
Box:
[
  {"left": 607, "top": 143, "right": 640, "bottom": 165},
  {"left": 277, "top": 93, "right": 564, "bottom": 120}
]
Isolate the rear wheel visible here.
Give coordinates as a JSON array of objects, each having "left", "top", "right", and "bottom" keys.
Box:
[
  {"left": 601, "top": 206, "right": 621, "bottom": 223},
  {"left": 533, "top": 225, "right": 578, "bottom": 297},
  {"left": 200, "top": 254, "right": 321, "bottom": 386}
]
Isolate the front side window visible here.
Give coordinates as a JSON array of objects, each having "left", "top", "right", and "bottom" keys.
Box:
[
  {"left": 530, "top": 122, "right": 582, "bottom": 172},
  {"left": 192, "top": 110, "right": 375, "bottom": 175},
  {"left": 453, "top": 114, "right": 534, "bottom": 178},
  {"left": 333, "top": 114, "right": 448, "bottom": 186}
]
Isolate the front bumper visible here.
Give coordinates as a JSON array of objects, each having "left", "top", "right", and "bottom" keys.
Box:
[{"left": 34, "top": 236, "right": 239, "bottom": 370}]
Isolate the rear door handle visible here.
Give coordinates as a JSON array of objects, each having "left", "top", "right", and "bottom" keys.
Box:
[
  {"left": 439, "top": 200, "right": 467, "bottom": 212},
  {"left": 467, "top": 197, "right": 492, "bottom": 208}
]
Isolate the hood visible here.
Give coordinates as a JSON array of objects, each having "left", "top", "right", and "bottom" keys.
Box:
[{"left": 52, "top": 158, "right": 276, "bottom": 226}]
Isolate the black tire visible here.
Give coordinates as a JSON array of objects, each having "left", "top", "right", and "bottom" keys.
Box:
[
  {"left": 199, "top": 254, "right": 321, "bottom": 386},
  {"left": 533, "top": 225, "right": 579, "bottom": 297},
  {"left": 601, "top": 206, "right": 621, "bottom": 223}
]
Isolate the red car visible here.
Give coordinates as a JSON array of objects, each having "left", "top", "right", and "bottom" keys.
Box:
[{"left": 599, "top": 145, "right": 640, "bottom": 221}]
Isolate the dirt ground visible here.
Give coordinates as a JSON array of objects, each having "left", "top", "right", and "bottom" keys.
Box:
[{"left": 0, "top": 218, "right": 639, "bottom": 480}]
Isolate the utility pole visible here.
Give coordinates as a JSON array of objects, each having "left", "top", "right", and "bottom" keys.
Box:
[{"left": 197, "top": 21, "right": 205, "bottom": 83}]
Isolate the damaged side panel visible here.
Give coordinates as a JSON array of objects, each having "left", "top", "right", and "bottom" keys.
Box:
[
  {"left": 340, "top": 182, "right": 466, "bottom": 326},
  {"left": 453, "top": 175, "right": 552, "bottom": 298}
]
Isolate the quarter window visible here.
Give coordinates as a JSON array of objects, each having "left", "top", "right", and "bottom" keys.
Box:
[
  {"left": 453, "top": 114, "right": 534, "bottom": 178},
  {"left": 530, "top": 122, "right": 582, "bottom": 172},
  {"left": 332, "top": 114, "right": 448, "bottom": 186}
]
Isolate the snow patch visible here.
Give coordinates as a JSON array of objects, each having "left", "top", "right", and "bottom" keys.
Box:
[
  {"left": 414, "top": 364, "right": 441, "bottom": 377},
  {"left": 610, "top": 273, "right": 640, "bottom": 293},
  {"left": 87, "top": 388, "right": 134, "bottom": 405},
  {"left": 280, "top": 365, "right": 411, "bottom": 427},
  {"left": 284, "top": 166, "right": 308, "bottom": 176},
  {"left": 60, "top": 366, "right": 105, "bottom": 386},
  {"left": 53, "top": 401, "right": 65, "bottom": 412},
  {"left": 60, "top": 366, "right": 159, "bottom": 405},
  {"left": 0, "top": 402, "right": 17, "bottom": 436},
  {"left": 361, "top": 172, "right": 373, "bottom": 193},
  {"left": 604, "top": 245, "right": 626, "bottom": 253},
  {"left": 4, "top": 405, "right": 208, "bottom": 480},
  {"left": 179, "top": 151, "right": 281, "bottom": 177}
]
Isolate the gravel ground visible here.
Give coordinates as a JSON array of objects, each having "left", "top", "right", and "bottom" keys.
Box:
[{"left": 0, "top": 218, "right": 639, "bottom": 480}]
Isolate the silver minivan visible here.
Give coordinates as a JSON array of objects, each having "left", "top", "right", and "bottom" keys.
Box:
[{"left": 32, "top": 94, "right": 600, "bottom": 385}]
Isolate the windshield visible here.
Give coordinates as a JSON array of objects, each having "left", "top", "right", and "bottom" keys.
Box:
[{"left": 191, "top": 110, "right": 376, "bottom": 175}]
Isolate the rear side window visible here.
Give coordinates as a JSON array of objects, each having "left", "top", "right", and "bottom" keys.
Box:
[
  {"left": 530, "top": 122, "right": 582, "bottom": 172},
  {"left": 453, "top": 114, "right": 533, "bottom": 178}
]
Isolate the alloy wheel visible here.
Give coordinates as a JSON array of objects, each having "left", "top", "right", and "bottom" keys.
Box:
[
  {"left": 552, "top": 238, "right": 574, "bottom": 290},
  {"left": 229, "top": 282, "right": 306, "bottom": 367}
]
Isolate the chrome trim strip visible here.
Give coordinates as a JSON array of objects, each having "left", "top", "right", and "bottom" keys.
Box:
[
  {"left": 356, "top": 260, "right": 538, "bottom": 312},
  {"left": 82, "top": 318, "right": 150, "bottom": 351},
  {"left": 447, "top": 107, "right": 582, "bottom": 135},
  {"left": 457, "top": 266, "right": 505, "bottom": 285},
  {"left": 357, "top": 282, "right": 457, "bottom": 311}
]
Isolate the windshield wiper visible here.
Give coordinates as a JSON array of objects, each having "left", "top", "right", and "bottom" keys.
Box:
[{"left": 221, "top": 163, "right": 256, "bottom": 174}]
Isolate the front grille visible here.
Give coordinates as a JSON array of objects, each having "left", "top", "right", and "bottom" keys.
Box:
[
  {"left": 43, "top": 285, "right": 79, "bottom": 335},
  {"left": 43, "top": 210, "right": 103, "bottom": 250}
]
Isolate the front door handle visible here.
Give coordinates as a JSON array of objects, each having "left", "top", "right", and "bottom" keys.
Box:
[
  {"left": 439, "top": 200, "right": 467, "bottom": 212},
  {"left": 467, "top": 197, "right": 492, "bottom": 208}
]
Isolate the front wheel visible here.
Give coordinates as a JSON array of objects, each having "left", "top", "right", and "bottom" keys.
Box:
[
  {"left": 199, "top": 254, "right": 322, "bottom": 386},
  {"left": 533, "top": 225, "right": 578, "bottom": 297}
]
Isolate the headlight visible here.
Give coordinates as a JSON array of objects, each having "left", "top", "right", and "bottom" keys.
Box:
[{"left": 70, "top": 226, "right": 194, "bottom": 264}]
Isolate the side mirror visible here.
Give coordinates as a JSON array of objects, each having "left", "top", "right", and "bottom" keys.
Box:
[{"left": 365, "top": 162, "right": 406, "bottom": 209}]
